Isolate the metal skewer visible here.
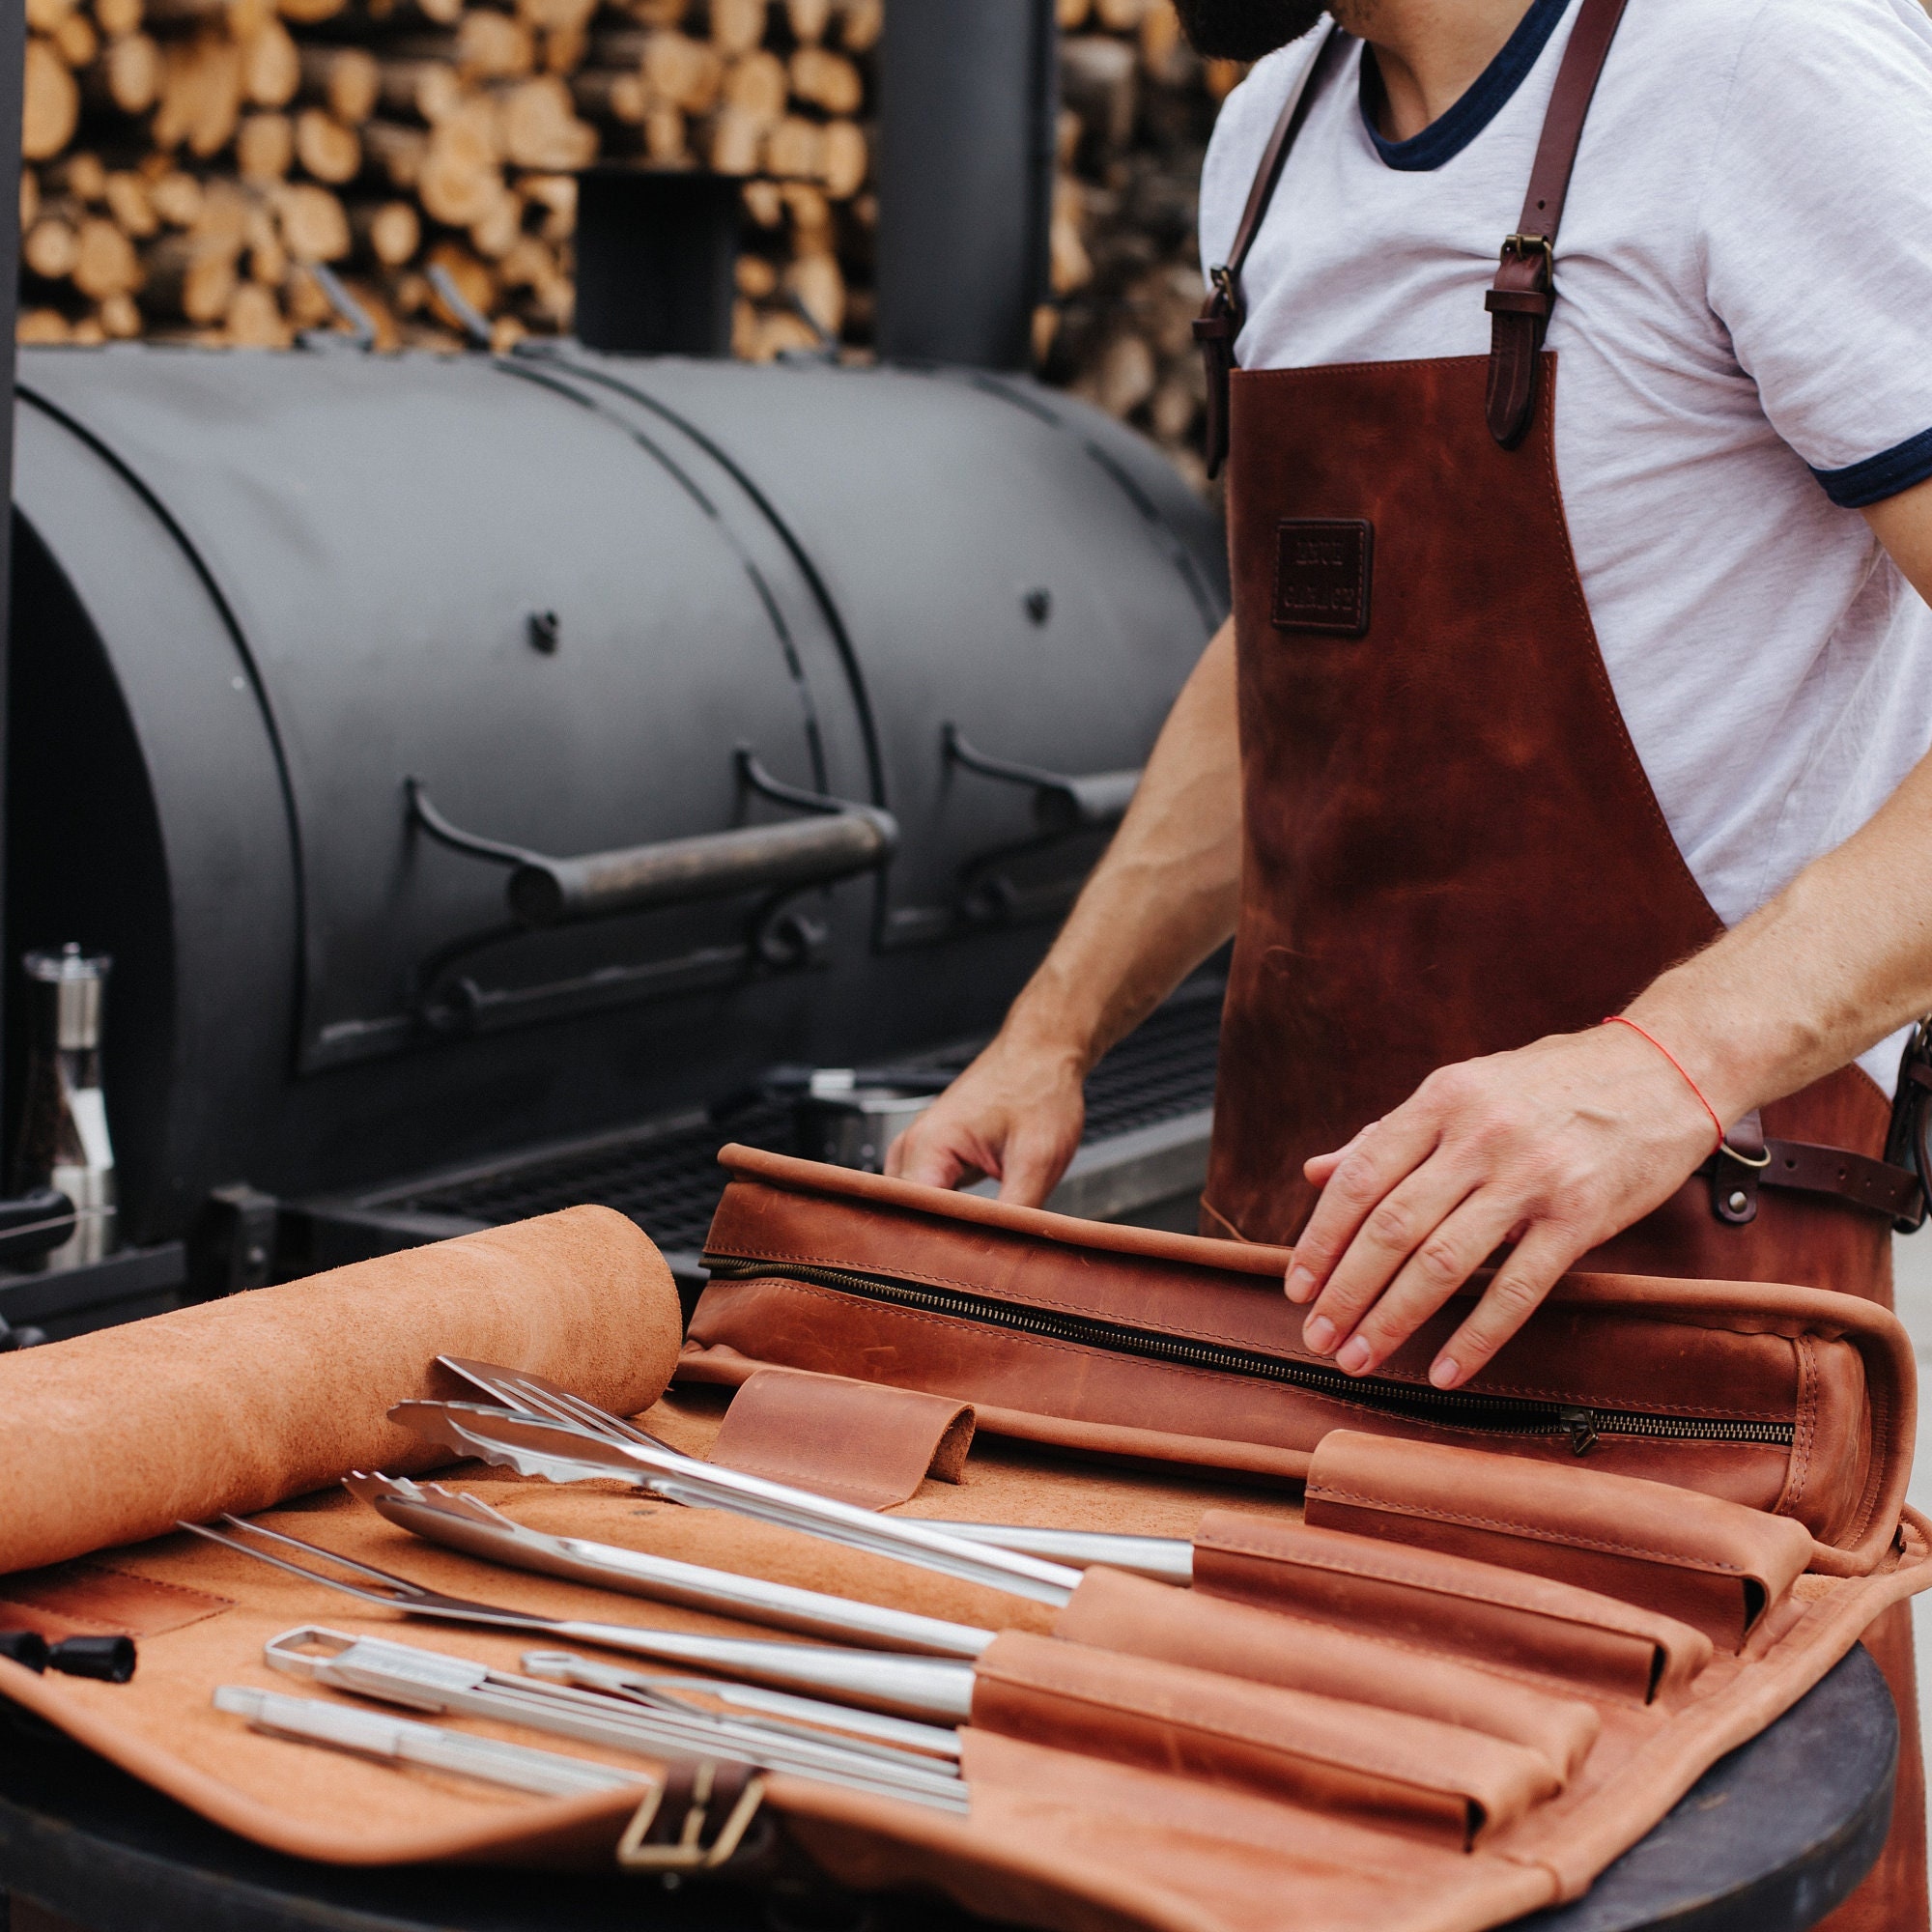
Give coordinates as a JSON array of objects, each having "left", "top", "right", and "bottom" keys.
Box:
[
  {"left": 179, "top": 1515, "right": 977, "bottom": 1719},
  {"left": 390, "top": 1398, "right": 1081, "bottom": 1608},
  {"left": 345, "top": 1472, "right": 993, "bottom": 1657},
  {"left": 262, "top": 1627, "right": 966, "bottom": 1810}
]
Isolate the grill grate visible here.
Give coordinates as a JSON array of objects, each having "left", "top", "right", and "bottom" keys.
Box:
[{"left": 396, "top": 986, "right": 1222, "bottom": 1255}]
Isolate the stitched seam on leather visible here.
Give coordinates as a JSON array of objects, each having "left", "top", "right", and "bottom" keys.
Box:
[
  {"left": 984, "top": 1668, "right": 1485, "bottom": 1795},
  {"left": 1200, "top": 1533, "right": 1660, "bottom": 1639},
  {"left": 706, "top": 1456, "right": 893, "bottom": 1506},
  {"left": 1778, "top": 1336, "right": 1816, "bottom": 1523},
  {"left": 7, "top": 1564, "right": 237, "bottom": 1610},
  {"left": 1307, "top": 1486, "right": 1747, "bottom": 1574},
  {"left": 1196, "top": 1595, "right": 1646, "bottom": 1703},
  {"left": 710, "top": 1248, "right": 1792, "bottom": 1415},
  {"left": 1532, "top": 359, "right": 1695, "bottom": 869},
  {"left": 1846, "top": 1338, "right": 1890, "bottom": 1550}
]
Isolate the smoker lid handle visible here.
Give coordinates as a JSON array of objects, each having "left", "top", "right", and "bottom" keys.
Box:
[
  {"left": 943, "top": 724, "right": 1140, "bottom": 835},
  {"left": 408, "top": 769, "right": 897, "bottom": 931},
  {"left": 0, "top": 1188, "right": 76, "bottom": 1267}
]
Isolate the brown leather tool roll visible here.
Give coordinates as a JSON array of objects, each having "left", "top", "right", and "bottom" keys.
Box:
[
  {"left": 1053, "top": 1564, "right": 1602, "bottom": 1776},
  {"left": 0, "top": 1206, "right": 681, "bottom": 1577},
  {"left": 967, "top": 1629, "right": 1563, "bottom": 1848},
  {"left": 1304, "top": 1433, "right": 1817, "bottom": 1651},
  {"left": 686, "top": 1148, "right": 1916, "bottom": 1574},
  {"left": 1190, "top": 1514, "right": 1714, "bottom": 1703}
]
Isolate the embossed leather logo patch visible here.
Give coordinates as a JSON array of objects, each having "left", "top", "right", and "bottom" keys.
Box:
[{"left": 1272, "top": 519, "right": 1373, "bottom": 637}]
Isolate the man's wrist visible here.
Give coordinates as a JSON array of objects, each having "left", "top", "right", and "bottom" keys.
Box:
[{"left": 1617, "top": 984, "right": 1763, "bottom": 1132}]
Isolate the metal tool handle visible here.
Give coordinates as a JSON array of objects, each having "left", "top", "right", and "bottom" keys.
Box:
[
  {"left": 540, "top": 1626, "right": 978, "bottom": 1722},
  {"left": 408, "top": 753, "right": 896, "bottom": 931},
  {"left": 943, "top": 724, "right": 1140, "bottom": 834},
  {"left": 895, "top": 1519, "right": 1195, "bottom": 1583}
]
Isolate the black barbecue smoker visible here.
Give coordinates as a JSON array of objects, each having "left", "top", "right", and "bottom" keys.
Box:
[{"left": 0, "top": 1, "right": 1229, "bottom": 1340}]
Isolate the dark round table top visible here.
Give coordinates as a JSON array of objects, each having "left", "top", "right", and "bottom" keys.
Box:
[{"left": 0, "top": 1645, "right": 1896, "bottom": 1932}]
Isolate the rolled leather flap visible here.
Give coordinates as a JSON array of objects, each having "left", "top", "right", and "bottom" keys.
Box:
[
  {"left": 969, "top": 1629, "right": 1562, "bottom": 1849},
  {"left": 686, "top": 1146, "right": 1918, "bottom": 1572},
  {"left": 1191, "top": 1513, "right": 1713, "bottom": 1704},
  {"left": 1305, "top": 1433, "right": 1817, "bottom": 1653},
  {"left": 708, "top": 1366, "right": 975, "bottom": 1510},
  {"left": 0, "top": 1206, "right": 681, "bottom": 1577},
  {"left": 1053, "top": 1564, "right": 1601, "bottom": 1777}
]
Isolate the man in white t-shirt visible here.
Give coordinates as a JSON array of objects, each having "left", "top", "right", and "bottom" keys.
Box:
[{"left": 893, "top": 0, "right": 1932, "bottom": 1919}]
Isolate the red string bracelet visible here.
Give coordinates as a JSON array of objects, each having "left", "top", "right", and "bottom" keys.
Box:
[{"left": 1604, "top": 1015, "right": 1724, "bottom": 1155}]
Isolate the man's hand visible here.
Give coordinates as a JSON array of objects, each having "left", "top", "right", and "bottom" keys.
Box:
[
  {"left": 1287, "top": 1021, "right": 1718, "bottom": 1388},
  {"left": 887, "top": 1035, "right": 1087, "bottom": 1204},
  {"left": 888, "top": 618, "right": 1243, "bottom": 1205}
]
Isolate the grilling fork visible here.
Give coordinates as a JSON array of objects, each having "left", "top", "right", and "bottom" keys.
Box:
[
  {"left": 440, "top": 1356, "right": 1196, "bottom": 1582},
  {"left": 395, "top": 1389, "right": 1081, "bottom": 1606},
  {"left": 178, "top": 1514, "right": 977, "bottom": 1719}
]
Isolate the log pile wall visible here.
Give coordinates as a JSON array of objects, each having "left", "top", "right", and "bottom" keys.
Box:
[{"left": 16, "top": 0, "right": 1235, "bottom": 485}]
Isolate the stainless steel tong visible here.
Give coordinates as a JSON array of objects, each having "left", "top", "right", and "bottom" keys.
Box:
[
  {"left": 179, "top": 1513, "right": 976, "bottom": 1719},
  {"left": 395, "top": 1391, "right": 1080, "bottom": 1607},
  {"left": 213, "top": 1683, "right": 648, "bottom": 1799},
  {"left": 435, "top": 1357, "right": 1196, "bottom": 1583},
  {"left": 262, "top": 1627, "right": 966, "bottom": 1810},
  {"left": 346, "top": 1471, "right": 991, "bottom": 1658}
]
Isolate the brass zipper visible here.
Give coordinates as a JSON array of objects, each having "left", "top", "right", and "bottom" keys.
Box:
[{"left": 700, "top": 1257, "right": 1795, "bottom": 1458}]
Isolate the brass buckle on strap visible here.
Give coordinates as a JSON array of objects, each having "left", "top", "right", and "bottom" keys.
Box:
[{"left": 1499, "top": 232, "right": 1553, "bottom": 280}]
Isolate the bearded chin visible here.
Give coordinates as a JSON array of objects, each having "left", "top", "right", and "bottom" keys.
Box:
[{"left": 1172, "top": 0, "right": 1330, "bottom": 60}]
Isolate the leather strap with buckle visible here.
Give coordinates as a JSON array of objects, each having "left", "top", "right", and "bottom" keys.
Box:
[
  {"left": 1193, "top": 27, "right": 1346, "bottom": 479},
  {"left": 1483, "top": 0, "right": 1630, "bottom": 446},
  {"left": 1700, "top": 1107, "right": 1924, "bottom": 1230}
]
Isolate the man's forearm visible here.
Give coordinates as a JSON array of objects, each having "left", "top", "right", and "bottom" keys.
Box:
[
  {"left": 1632, "top": 481, "right": 1932, "bottom": 1122},
  {"left": 997, "top": 616, "right": 1243, "bottom": 1073},
  {"left": 1630, "top": 748, "right": 1932, "bottom": 1124}
]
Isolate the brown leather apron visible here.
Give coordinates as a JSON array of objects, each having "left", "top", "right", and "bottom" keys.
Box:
[{"left": 1192, "top": 7, "right": 1927, "bottom": 1924}]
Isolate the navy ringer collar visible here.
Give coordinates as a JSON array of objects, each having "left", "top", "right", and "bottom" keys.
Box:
[{"left": 1360, "top": 0, "right": 1576, "bottom": 172}]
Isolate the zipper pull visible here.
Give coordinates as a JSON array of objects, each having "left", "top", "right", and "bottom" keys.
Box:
[{"left": 1558, "top": 1406, "right": 1599, "bottom": 1456}]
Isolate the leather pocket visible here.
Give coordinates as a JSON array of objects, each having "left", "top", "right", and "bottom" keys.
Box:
[
  {"left": 1190, "top": 1513, "right": 1711, "bottom": 1702},
  {"left": 707, "top": 1366, "right": 975, "bottom": 1510},
  {"left": 969, "top": 1630, "right": 1561, "bottom": 1849},
  {"left": 1305, "top": 1433, "right": 1815, "bottom": 1651},
  {"left": 1053, "top": 1564, "right": 1600, "bottom": 1776}
]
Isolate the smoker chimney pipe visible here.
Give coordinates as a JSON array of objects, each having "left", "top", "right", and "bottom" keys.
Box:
[{"left": 875, "top": 0, "right": 1059, "bottom": 372}]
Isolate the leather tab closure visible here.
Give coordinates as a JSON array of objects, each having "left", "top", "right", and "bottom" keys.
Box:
[
  {"left": 1194, "top": 290, "right": 1238, "bottom": 480},
  {"left": 1484, "top": 236, "right": 1554, "bottom": 449},
  {"left": 1697, "top": 1107, "right": 1922, "bottom": 1227},
  {"left": 707, "top": 1364, "right": 975, "bottom": 1511}
]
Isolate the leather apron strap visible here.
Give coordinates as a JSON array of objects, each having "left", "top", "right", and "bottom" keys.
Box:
[
  {"left": 1194, "top": 25, "right": 1347, "bottom": 477},
  {"left": 1483, "top": 0, "right": 1630, "bottom": 445}
]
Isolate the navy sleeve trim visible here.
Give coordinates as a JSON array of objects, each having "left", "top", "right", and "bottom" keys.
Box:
[{"left": 1812, "top": 426, "right": 1932, "bottom": 509}]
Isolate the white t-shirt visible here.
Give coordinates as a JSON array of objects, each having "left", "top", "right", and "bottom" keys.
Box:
[{"left": 1199, "top": 0, "right": 1932, "bottom": 1092}]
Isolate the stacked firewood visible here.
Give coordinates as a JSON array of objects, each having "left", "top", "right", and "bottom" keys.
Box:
[
  {"left": 17, "top": 0, "right": 881, "bottom": 351},
  {"left": 1047, "top": 0, "right": 1238, "bottom": 494},
  {"left": 16, "top": 0, "right": 1228, "bottom": 484}
]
